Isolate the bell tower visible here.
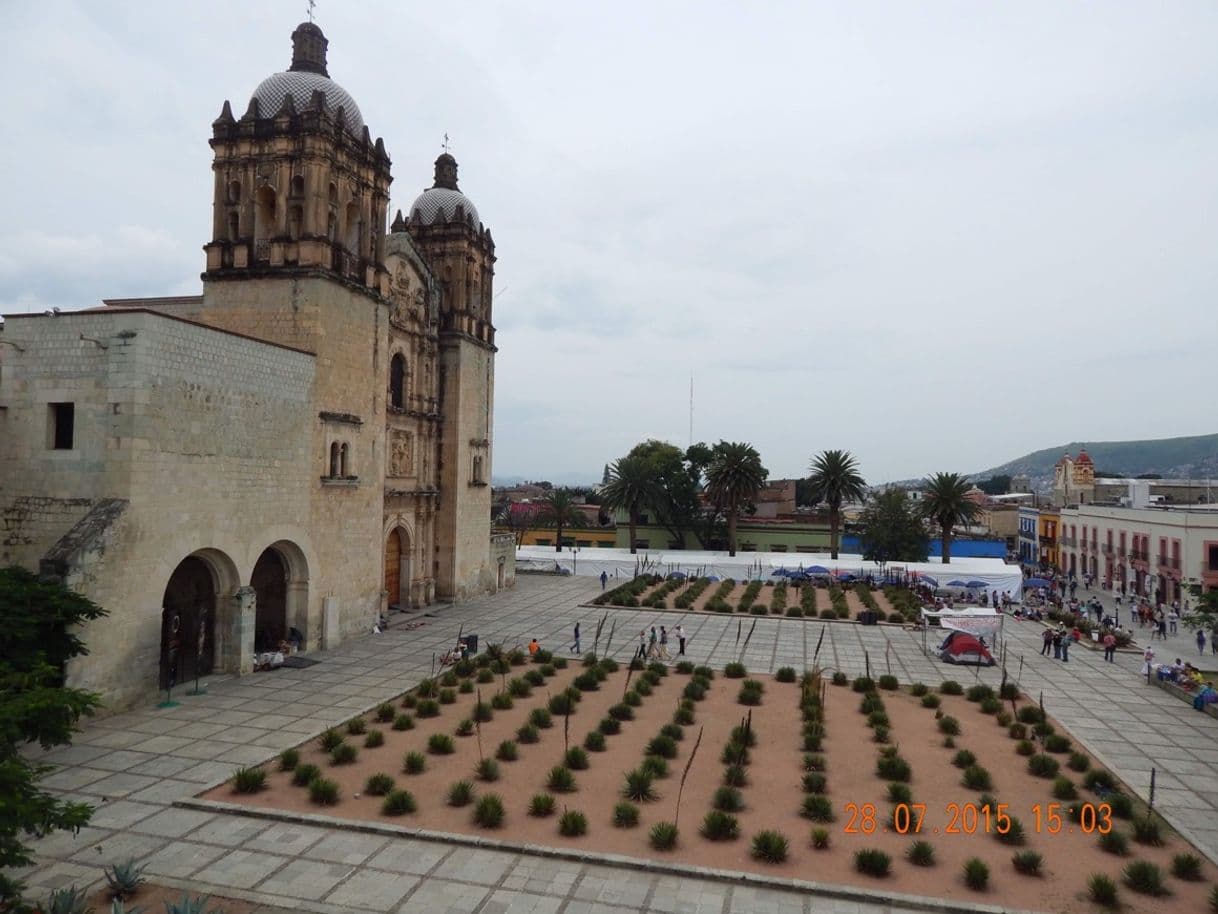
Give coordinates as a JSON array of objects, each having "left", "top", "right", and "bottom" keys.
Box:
[
  {"left": 203, "top": 22, "right": 392, "bottom": 293},
  {"left": 397, "top": 152, "right": 498, "bottom": 599}
]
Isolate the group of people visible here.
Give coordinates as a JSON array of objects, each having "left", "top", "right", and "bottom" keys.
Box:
[
  {"left": 1039, "top": 626, "right": 1076, "bottom": 662},
  {"left": 633, "top": 624, "right": 686, "bottom": 660}
]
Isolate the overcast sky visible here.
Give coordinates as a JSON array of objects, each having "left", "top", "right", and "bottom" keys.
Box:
[{"left": 3, "top": 1, "right": 1215, "bottom": 484}]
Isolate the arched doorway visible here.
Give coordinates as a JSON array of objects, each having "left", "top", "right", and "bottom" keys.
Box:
[
  {"left": 384, "top": 527, "right": 411, "bottom": 610},
  {"left": 161, "top": 556, "right": 217, "bottom": 689},
  {"left": 252, "top": 547, "right": 288, "bottom": 651}
]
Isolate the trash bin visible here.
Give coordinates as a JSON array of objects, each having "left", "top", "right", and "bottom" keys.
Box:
[
  {"left": 461, "top": 634, "right": 479, "bottom": 655},
  {"left": 860, "top": 611, "right": 878, "bottom": 626}
]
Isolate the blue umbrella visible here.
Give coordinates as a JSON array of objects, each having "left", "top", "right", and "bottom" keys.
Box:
[
  {"left": 947, "top": 580, "right": 969, "bottom": 587},
  {"left": 707, "top": 575, "right": 721, "bottom": 582},
  {"left": 769, "top": 569, "right": 790, "bottom": 577},
  {"left": 667, "top": 571, "right": 687, "bottom": 581},
  {"left": 838, "top": 573, "right": 857, "bottom": 582},
  {"left": 1025, "top": 577, "right": 1050, "bottom": 588},
  {"left": 918, "top": 574, "right": 939, "bottom": 586},
  {"left": 806, "top": 565, "right": 829, "bottom": 574},
  {"left": 966, "top": 580, "right": 989, "bottom": 589}
]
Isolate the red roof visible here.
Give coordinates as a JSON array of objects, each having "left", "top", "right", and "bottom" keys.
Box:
[{"left": 1075, "top": 449, "right": 1093, "bottom": 465}]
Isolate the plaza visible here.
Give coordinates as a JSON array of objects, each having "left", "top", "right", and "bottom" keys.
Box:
[{"left": 13, "top": 575, "right": 1218, "bottom": 914}]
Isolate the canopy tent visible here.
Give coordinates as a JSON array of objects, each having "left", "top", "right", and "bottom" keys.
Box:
[
  {"left": 937, "top": 631, "right": 996, "bottom": 666},
  {"left": 515, "top": 546, "right": 1023, "bottom": 599}
]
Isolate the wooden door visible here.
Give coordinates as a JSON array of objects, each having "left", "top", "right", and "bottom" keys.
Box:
[{"left": 385, "top": 529, "right": 402, "bottom": 608}]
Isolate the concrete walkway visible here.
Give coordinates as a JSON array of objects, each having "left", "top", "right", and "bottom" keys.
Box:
[{"left": 10, "top": 575, "right": 1217, "bottom": 913}]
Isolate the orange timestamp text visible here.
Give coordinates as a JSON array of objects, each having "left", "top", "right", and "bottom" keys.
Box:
[{"left": 843, "top": 802, "right": 1113, "bottom": 836}]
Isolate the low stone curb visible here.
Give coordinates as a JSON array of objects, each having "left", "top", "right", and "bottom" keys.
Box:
[
  {"left": 175, "top": 797, "right": 1044, "bottom": 914},
  {"left": 1149, "top": 674, "right": 1218, "bottom": 719}
]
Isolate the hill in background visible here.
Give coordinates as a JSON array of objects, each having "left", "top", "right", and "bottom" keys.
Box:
[{"left": 973, "top": 433, "right": 1218, "bottom": 491}]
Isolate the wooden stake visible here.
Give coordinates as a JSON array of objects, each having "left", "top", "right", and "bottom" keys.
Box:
[{"left": 674, "top": 725, "right": 704, "bottom": 829}]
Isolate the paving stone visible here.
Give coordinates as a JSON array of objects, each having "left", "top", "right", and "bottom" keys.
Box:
[
  {"left": 129, "top": 807, "right": 216, "bottom": 838},
  {"left": 324, "top": 868, "right": 419, "bottom": 910},
  {"left": 193, "top": 848, "right": 291, "bottom": 889},
  {"left": 366, "top": 838, "right": 451, "bottom": 875},
  {"left": 394, "top": 878, "right": 490, "bottom": 914},
  {"left": 243, "top": 822, "right": 329, "bottom": 856},
  {"left": 256, "top": 857, "right": 353, "bottom": 900},
  {"left": 478, "top": 889, "right": 564, "bottom": 914},
  {"left": 191, "top": 815, "right": 272, "bottom": 847},
  {"left": 86, "top": 799, "right": 161, "bottom": 830},
  {"left": 431, "top": 846, "right": 516, "bottom": 885},
  {"left": 139, "top": 839, "right": 229, "bottom": 878},
  {"left": 300, "top": 831, "right": 388, "bottom": 865},
  {"left": 82, "top": 771, "right": 162, "bottom": 798}
]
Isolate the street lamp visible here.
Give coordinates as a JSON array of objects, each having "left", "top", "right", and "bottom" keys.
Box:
[{"left": 572, "top": 546, "right": 580, "bottom": 576}]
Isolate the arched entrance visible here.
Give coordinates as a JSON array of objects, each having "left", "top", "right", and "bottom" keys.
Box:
[
  {"left": 161, "top": 556, "right": 217, "bottom": 689},
  {"left": 384, "top": 527, "right": 411, "bottom": 610},
  {"left": 252, "top": 547, "right": 288, "bottom": 651}
]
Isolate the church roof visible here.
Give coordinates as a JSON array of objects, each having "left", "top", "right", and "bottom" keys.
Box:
[
  {"left": 409, "top": 153, "right": 482, "bottom": 229},
  {"left": 250, "top": 23, "right": 364, "bottom": 136}
]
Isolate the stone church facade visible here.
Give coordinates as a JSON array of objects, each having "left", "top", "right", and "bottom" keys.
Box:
[{"left": 0, "top": 23, "right": 513, "bottom": 710}]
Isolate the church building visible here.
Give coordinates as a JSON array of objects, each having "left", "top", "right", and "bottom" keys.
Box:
[{"left": 0, "top": 22, "right": 514, "bottom": 709}]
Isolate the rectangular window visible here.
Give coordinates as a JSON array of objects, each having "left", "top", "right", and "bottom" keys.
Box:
[
  {"left": 48, "top": 402, "right": 75, "bottom": 449},
  {"left": 740, "top": 543, "right": 757, "bottom": 552},
  {"left": 770, "top": 544, "right": 788, "bottom": 552},
  {"left": 1209, "top": 544, "right": 1218, "bottom": 571},
  {"left": 796, "top": 545, "right": 817, "bottom": 553}
]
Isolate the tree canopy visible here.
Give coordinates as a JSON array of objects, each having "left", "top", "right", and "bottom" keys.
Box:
[
  {"left": 806, "top": 449, "right": 867, "bottom": 559},
  {"left": 858, "top": 488, "right": 929, "bottom": 564},
  {"left": 536, "top": 488, "right": 586, "bottom": 552},
  {"left": 0, "top": 566, "right": 107, "bottom": 906},
  {"left": 920, "top": 472, "right": 982, "bottom": 564},
  {"left": 705, "top": 441, "right": 768, "bottom": 557}
]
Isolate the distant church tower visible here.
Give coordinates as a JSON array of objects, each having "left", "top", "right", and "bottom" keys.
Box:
[
  {"left": 203, "top": 22, "right": 391, "bottom": 293},
  {"left": 397, "top": 153, "right": 498, "bottom": 598}
]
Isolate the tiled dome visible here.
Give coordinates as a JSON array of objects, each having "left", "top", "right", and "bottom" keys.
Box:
[
  {"left": 410, "top": 187, "right": 480, "bottom": 227},
  {"left": 252, "top": 70, "right": 364, "bottom": 136}
]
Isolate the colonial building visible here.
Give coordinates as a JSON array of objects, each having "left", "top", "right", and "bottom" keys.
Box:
[{"left": 0, "top": 22, "right": 513, "bottom": 710}]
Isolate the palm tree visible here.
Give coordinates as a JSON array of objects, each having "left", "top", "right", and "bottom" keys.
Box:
[
  {"left": 920, "top": 472, "right": 982, "bottom": 564},
  {"left": 537, "top": 488, "right": 585, "bottom": 553},
  {"left": 600, "top": 456, "right": 658, "bottom": 554},
  {"left": 806, "top": 449, "right": 867, "bottom": 559},
  {"left": 704, "top": 442, "right": 768, "bottom": 557}
]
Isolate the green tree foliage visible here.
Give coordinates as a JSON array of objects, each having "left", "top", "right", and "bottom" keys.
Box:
[
  {"left": 0, "top": 566, "right": 107, "bottom": 907},
  {"left": 1182, "top": 588, "right": 1218, "bottom": 634},
  {"left": 601, "top": 455, "right": 661, "bottom": 554},
  {"left": 920, "top": 473, "right": 981, "bottom": 564},
  {"left": 537, "top": 488, "right": 586, "bottom": 552},
  {"left": 705, "top": 442, "right": 768, "bottom": 557},
  {"left": 859, "top": 489, "right": 929, "bottom": 563},
  {"left": 806, "top": 450, "right": 867, "bottom": 559},
  {"left": 975, "top": 474, "right": 1011, "bottom": 496}
]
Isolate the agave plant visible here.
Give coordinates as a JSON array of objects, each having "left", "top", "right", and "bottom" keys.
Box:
[
  {"left": 110, "top": 901, "right": 148, "bottom": 914},
  {"left": 46, "top": 886, "right": 92, "bottom": 914},
  {"left": 104, "top": 858, "right": 147, "bottom": 898},
  {"left": 163, "top": 893, "right": 226, "bottom": 914}
]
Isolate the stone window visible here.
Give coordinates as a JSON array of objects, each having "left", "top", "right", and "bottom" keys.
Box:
[
  {"left": 472, "top": 454, "right": 485, "bottom": 485},
  {"left": 227, "top": 180, "right": 241, "bottom": 204},
  {"left": 389, "top": 354, "right": 407, "bottom": 409},
  {"left": 47, "top": 402, "right": 74, "bottom": 450},
  {"left": 290, "top": 175, "right": 305, "bottom": 197},
  {"left": 288, "top": 205, "right": 303, "bottom": 241},
  {"left": 339, "top": 443, "right": 350, "bottom": 477},
  {"left": 329, "top": 442, "right": 340, "bottom": 477},
  {"left": 227, "top": 211, "right": 239, "bottom": 241}
]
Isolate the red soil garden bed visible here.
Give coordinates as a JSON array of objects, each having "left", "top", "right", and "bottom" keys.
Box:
[{"left": 204, "top": 656, "right": 1215, "bottom": 913}]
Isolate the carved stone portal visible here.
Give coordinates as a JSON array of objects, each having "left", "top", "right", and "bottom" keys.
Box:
[{"left": 389, "top": 429, "right": 414, "bottom": 477}]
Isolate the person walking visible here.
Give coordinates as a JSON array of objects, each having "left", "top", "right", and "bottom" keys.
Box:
[
  {"left": 1102, "top": 631, "right": 1117, "bottom": 662},
  {"left": 1168, "top": 606, "right": 1179, "bottom": 635},
  {"left": 675, "top": 624, "right": 686, "bottom": 655},
  {"left": 1141, "top": 645, "right": 1155, "bottom": 678},
  {"left": 1052, "top": 628, "right": 1063, "bottom": 660},
  {"left": 599, "top": 571, "right": 608, "bottom": 591},
  {"left": 648, "top": 626, "right": 658, "bottom": 659},
  {"left": 1061, "top": 632, "right": 1071, "bottom": 663},
  {"left": 1157, "top": 613, "right": 1167, "bottom": 642},
  {"left": 1041, "top": 628, "right": 1053, "bottom": 656},
  {"left": 1198, "top": 629, "right": 1207, "bottom": 657},
  {"left": 658, "top": 626, "right": 671, "bottom": 660},
  {"left": 572, "top": 622, "right": 581, "bottom": 654},
  {"left": 636, "top": 629, "right": 647, "bottom": 660}
]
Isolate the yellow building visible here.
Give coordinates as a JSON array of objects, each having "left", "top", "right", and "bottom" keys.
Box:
[{"left": 1038, "top": 510, "right": 1061, "bottom": 569}]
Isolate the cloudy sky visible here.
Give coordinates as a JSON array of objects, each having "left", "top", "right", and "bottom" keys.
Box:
[{"left": 3, "top": 1, "right": 1215, "bottom": 484}]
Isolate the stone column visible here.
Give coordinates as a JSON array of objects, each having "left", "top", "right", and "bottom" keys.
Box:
[{"left": 231, "top": 586, "right": 256, "bottom": 675}]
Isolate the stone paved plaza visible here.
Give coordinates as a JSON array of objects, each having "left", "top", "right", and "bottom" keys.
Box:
[{"left": 11, "top": 575, "right": 1218, "bottom": 913}]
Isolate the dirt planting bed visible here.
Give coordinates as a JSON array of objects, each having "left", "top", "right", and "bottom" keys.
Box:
[{"left": 204, "top": 656, "right": 1215, "bottom": 912}]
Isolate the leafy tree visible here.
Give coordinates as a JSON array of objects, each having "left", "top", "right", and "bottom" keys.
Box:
[
  {"left": 1182, "top": 588, "right": 1218, "bottom": 634},
  {"left": 0, "top": 566, "right": 107, "bottom": 907},
  {"left": 537, "top": 488, "right": 586, "bottom": 552},
  {"left": 601, "top": 456, "right": 659, "bottom": 554},
  {"left": 704, "top": 442, "right": 768, "bottom": 557},
  {"left": 495, "top": 502, "right": 542, "bottom": 548},
  {"left": 858, "top": 489, "right": 929, "bottom": 564},
  {"left": 806, "top": 450, "right": 867, "bottom": 559},
  {"left": 920, "top": 472, "right": 981, "bottom": 564},
  {"left": 975, "top": 474, "right": 1011, "bottom": 496}
]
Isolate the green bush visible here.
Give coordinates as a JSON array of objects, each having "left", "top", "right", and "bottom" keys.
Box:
[
  {"left": 320, "top": 728, "right": 344, "bottom": 751},
  {"left": 910, "top": 682, "right": 929, "bottom": 696},
  {"left": 490, "top": 692, "right": 513, "bottom": 710},
  {"left": 713, "top": 786, "right": 744, "bottom": 812},
  {"left": 1109, "top": 793, "right": 1134, "bottom": 819},
  {"left": 979, "top": 697, "right": 1003, "bottom": 714},
  {"left": 1088, "top": 873, "right": 1119, "bottom": 906},
  {"left": 476, "top": 668, "right": 495, "bottom": 683},
  {"left": 455, "top": 718, "right": 475, "bottom": 737},
  {"left": 231, "top": 766, "right": 267, "bottom": 794},
  {"left": 471, "top": 793, "right": 505, "bottom": 828},
  {"left": 965, "top": 684, "right": 994, "bottom": 702},
  {"left": 546, "top": 765, "right": 576, "bottom": 793},
  {"left": 1012, "top": 850, "right": 1042, "bottom": 875},
  {"left": 961, "top": 765, "right": 992, "bottom": 790},
  {"left": 564, "top": 747, "right": 590, "bottom": 770},
  {"left": 852, "top": 676, "right": 875, "bottom": 693},
  {"left": 801, "top": 794, "right": 834, "bottom": 822},
  {"left": 428, "top": 733, "right": 455, "bottom": 755},
  {"left": 672, "top": 706, "right": 695, "bottom": 726},
  {"left": 803, "top": 754, "right": 826, "bottom": 772},
  {"left": 1067, "top": 751, "right": 1090, "bottom": 772},
  {"left": 609, "top": 703, "right": 635, "bottom": 721},
  {"left": 529, "top": 708, "right": 553, "bottom": 729},
  {"left": 1044, "top": 734, "right": 1071, "bottom": 754},
  {"left": 650, "top": 821, "right": 679, "bottom": 850},
  {"left": 475, "top": 758, "right": 501, "bottom": 782},
  {"left": 381, "top": 788, "right": 416, "bottom": 815},
  {"left": 346, "top": 717, "right": 367, "bottom": 736},
  {"left": 392, "top": 713, "right": 415, "bottom": 731},
  {"left": 1051, "top": 776, "right": 1077, "bottom": 801},
  {"left": 1122, "top": 860, "right": 1167, "bottom": 896},
  {"left": 937, "top": 716, "right": 960, "bottom": 735},
  {"left": 647, "top": 735, "right": 678, "bottom": 759},
  {"left": 292, "top": 763, "right": 320, "bottom": 787},
  {"left": 447, "top": 780, "right": 474, "bottom": 806},
  {"left": 723, "top": 764, "right": 748, "bottom": 787},
  {"left": 415, "top": 698, "right": 441, "bottom": 718},
  {"left": 876, "top": 754, "right": 911, "bottom": 782},
  {"left": 855, "top": 847, "right": 892, "bottom": 876},
  {"left": 700, "top": 810, "right": 739, "bottom": 841},
  {"left": 660, "top": 723, "right": 684, "bottom": 741},
  {"left": 802, "top": 772, "right": 827, "bottom": 794},
  {"left": 308, "top": 777, "right": 340, "bottom": 805},
  {"left": 811, "top": 827, "right": 831, "bottom": 849},
  {"left": 963, "top": 857, "right": 989, "bottom": 890},
  {"left": 277, "top": 748, "right": 300, "bottom": 771},
  {"left": 528, "top": 793, "right": 556, "bottom": 817},
  {"left": 558, "top": 808, "right": 588, "bottom": 837},
  {"left": 906, "top": 841, "right": 935, "bottom": 867},
  {"left": 1016, "top": 705, "right": 1044, "bottom": 724},
  {"left": 365, "top": 773, "right": 395, "bottom": 796},
  {"left": 459, "top": 679, "right": 475, "bottom": 693},
  {"left": 597, "top": 717, "right": 621, "bottom": 736},
  {"left": 1084, "top": 768, "right": 1116, "bottom": 792},
  {"left": 724, "top": 661, "right": 747, "bottom": 678},
  {"left": 775, "top": 666, "right": 797, "bottom": 682},
  {"left": 1008, "top": 722, "right": 1027, "bottom": 739},
  {"left": 583, "top": 731, "right": 606, "bottom": 752},
  {"left": 439, "top": 688, "right": 457, "bottom": 705},
  {"left": 940, "top": 680, "right": 963, "bottom": 695},
  {"left": 952, "top": 749, "right": 976, "bottom": 768},
  {"left": 1098, "top": 829, "right": 1129, "bottom": 856},
  {"left": 473, "top": 700, "right": 495, "bottom": 721},
  {"left": 516, "top": 723, "right": 540, "bottom": 744},
  {"left": 623, "top": 768, "right": 656, "bottom": 801},
  {"left": 878, "top": 674, "right": 899, "bottom": 690},
  {"left": 921, "top": 693, "right": 941, "bottom": 709},
  {"left": 751, "top": 830, "right": 788, "bottom": 863},
  {"left": 996, "top": 816, "right": 1025, "bottom": 846},
  {"left": 613, "top": 801, "right": 640, "bottom": 827},
  {"left": 1027, "top": 754, "right": 1059, "bottom": 778},
  {"left": 1015, "top": 739, "right": 1035, "bottom": 756},
  {"left": 1171, "top": 852, "right": 1203, "bottom": 881},
  {"left": 364, "top": 730, "right": 384, "bottom": 749},
  {"left": 887, "top": 782, "right": 912, "bottom": 804},
  {"left": 1133, "top": 815, "right": 1164, "bottom": 846},
  {"left": 331, "top": 743, "right": 358, "bottom": 765},
  {"left": 640, "top": 755, "right": 668, "bottom": 779},
  {"left": 832, "top": 670, "right": 848, "bottom": 685}
]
